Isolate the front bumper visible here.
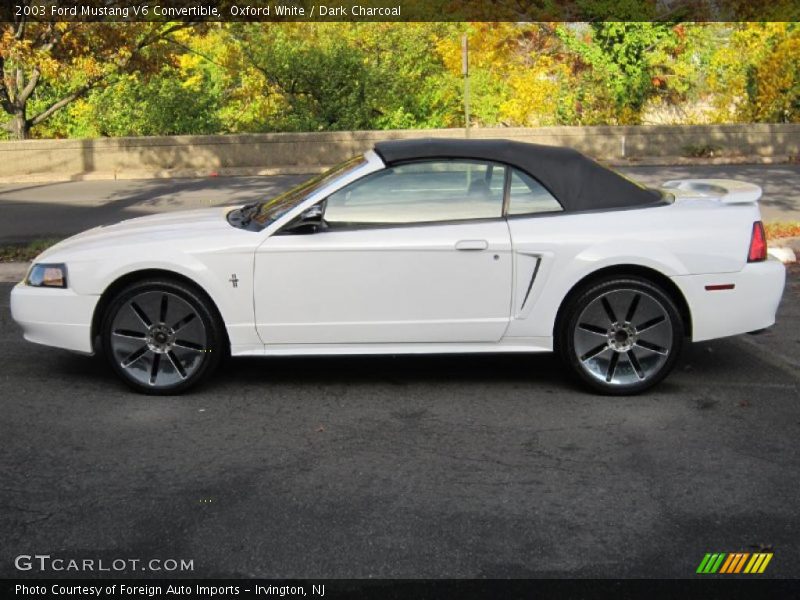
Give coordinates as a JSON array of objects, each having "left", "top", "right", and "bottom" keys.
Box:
[
  {"left": 10, "top": 282, "right": 99, "bottom": 354},
  {"left": 672, "top": 257, "right": 786, "bottom": 342}
]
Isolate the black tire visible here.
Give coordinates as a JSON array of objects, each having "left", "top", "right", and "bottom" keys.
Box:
[
  {"left": 557, "top": 276, "right": 685, "bottom": 395},
  {"left": 101, "top": 278, "right": 225, "bottom": 395}
]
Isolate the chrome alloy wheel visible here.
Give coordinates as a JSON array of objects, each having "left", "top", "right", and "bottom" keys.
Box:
[
  {"left": 109, "top": 291, "right": 208, "bottom": 388},
  {"left": 572, "top": 289, "right": 673, "bottom": 386}
]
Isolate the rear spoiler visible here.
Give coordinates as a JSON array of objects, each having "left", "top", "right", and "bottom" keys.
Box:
[{"left": 661, "top": 179, "right": 762, "bottom": 204}]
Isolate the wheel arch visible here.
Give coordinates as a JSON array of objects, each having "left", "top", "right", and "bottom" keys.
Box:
[
  {"left": 90, "top": 268, "right": 230, "bottom": 353},
  {"left": 553, "top": 264, "right": 693, "bottom": 343}
]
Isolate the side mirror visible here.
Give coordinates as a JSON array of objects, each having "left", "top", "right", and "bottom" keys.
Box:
[{"left": 282, "top": 201, "right": 326, "bottom": 234}]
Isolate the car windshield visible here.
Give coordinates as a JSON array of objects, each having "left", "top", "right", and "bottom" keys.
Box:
[{"left": 248, "top": 155, "right": 366, "bottom": 227}]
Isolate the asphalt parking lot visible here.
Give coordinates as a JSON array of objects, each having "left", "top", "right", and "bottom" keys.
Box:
[{"left": 1, "top": 268, "right": 798, "bottom": 579}]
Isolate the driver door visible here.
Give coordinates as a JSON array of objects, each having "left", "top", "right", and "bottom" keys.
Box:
[{"left": 253, "top": 160, "right": 513, "bottom": 345}]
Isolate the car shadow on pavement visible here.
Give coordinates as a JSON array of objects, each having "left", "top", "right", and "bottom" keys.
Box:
[
  {"left": 220, "top": 353, "right": 571, "bottom": 387},
  {"left": 33, "top": 344, "right": 583, "bottom": 392},
  {"left": 41, "top": 348, "right": 707, "bottom": 397},
  {"left": 35, "top": 333, "right": 797, "bottom": 400}
]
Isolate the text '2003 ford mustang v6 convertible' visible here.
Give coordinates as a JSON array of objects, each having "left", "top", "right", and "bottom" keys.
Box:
[{"left": 10, "top": 139, "right": 785, "bottom": 394}]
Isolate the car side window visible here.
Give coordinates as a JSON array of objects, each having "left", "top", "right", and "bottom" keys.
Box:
[
  {"left": 324, "top": 160, "right": 506, "bottom": 225},
  {"left": 507, "top": 168, "right": 563, "bottom": 215}
]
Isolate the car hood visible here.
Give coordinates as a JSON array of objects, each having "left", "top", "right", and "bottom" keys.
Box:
[{"left": 37, "top": 207, "right": 242, "bottom": 260}]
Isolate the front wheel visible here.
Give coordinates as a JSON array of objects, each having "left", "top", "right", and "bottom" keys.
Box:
[
  {"left": 101, "top": 278, "right": 225, "bottom": 395},
  {"left": 558, "top": 277, "right": 685, "bottom": 395}
]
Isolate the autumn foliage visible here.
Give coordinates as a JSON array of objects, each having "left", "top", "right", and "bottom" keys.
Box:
[{"left": 1, "top": 21, "right": 799, "bottom": 139}]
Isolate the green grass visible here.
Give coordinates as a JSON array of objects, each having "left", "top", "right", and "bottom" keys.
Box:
[{"left": 0, "top": 238, "right": 61, "bottom": 263}]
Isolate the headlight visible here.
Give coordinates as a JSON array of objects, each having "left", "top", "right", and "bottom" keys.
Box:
[{"left": 26, "top": 263, "right": 68, "bottom": 288}]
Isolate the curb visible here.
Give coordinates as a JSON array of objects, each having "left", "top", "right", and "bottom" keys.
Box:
[
  {"left": 608, "top": 154, "right": 796, "bottom": 167},
  {"left": 770, "top": 236, "right": 800, "bottom": 264},
  {"left": 0, "top": 262, "right": 28, "bottom": 283},
  {"left": 0, "top": 155, "right": 794, "bottom": 184},
  {"left": 769, "top": 247, "right": 797, "bottom": 263},
  {"left": 0, "top": 165, "right": 325, "bottom": 184}
]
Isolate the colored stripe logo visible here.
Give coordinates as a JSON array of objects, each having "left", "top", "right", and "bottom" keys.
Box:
[{"left": 696, "top": 552, "right": 773, "bottom": 574}]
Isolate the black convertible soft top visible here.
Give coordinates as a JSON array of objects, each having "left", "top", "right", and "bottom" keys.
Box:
[{"left": 373, "top": 138, "right": 662, "bottom": 213}]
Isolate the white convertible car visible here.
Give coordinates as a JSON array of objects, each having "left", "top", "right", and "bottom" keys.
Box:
[{"left": 10, "top": 139, "right": 786, "bottom": 395}]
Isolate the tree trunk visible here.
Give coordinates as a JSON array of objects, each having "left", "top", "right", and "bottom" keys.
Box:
[{"left": 8, "top": 109, "right": 30, "bottom": 140}]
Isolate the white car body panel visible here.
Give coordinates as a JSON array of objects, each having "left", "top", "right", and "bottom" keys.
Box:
[
  {"left": 23, "top": 207, "right": 264, "bottom": 350},
  {"left": 501, "top": 198, "right": 765, "bottom": 342},
  {"left": 9, "top": 149, "right": 786, "bottom": 363},
  {"left": 672, "top": 259, "right": 785, "bottom": 341},
  {"left": 254, "top": 220, "right": 512, "bottom": 344},
  {"left": 9, "top": 286, "right": 98, "bottom": 354}
]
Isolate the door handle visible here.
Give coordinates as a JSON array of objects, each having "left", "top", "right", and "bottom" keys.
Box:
[{"left": 455, "top": 239, "right": 489, "bottom": 251}]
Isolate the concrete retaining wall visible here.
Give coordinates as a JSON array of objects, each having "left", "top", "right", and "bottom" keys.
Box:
[{"left": 0, "top": 123, "right": 798, "bottom": 181}]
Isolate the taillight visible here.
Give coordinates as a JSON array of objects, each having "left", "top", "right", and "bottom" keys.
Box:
[{"left": 747, "top": 221, "right": 767, "bottom": 262}]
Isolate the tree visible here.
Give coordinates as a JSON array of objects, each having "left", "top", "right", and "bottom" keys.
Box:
[
  {"left": 435, "top": 23, "right": 569, "bottom": 127},
  {"left": 0, "top": 3, "right": 190, "bottom": 139},
  {"left": 2, "top": 19, "right": 798, "bottom": 137},
  {"left": 222, "top": 23, "right": 458, "bottom": 132},
  {"left": 558, "top": 22, "right": 703, "bottom": 124},
  {"left": 707, "top": 23, "right": 800, "bottom": 123},
  {"left": 752, "top": 32, "right": 800, "bottom": 122}
]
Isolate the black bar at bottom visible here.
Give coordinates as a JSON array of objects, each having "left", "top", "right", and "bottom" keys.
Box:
[{"left": 4, "top": 578, "right": 800, "bottom": 600}]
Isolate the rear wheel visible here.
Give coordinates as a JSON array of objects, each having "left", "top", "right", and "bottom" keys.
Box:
[
  {"left": 101, "top": 278, "right": 225, "bottom": 394},
  {"left": 558, "top": 277, "right": 684, "bottom": 395}
]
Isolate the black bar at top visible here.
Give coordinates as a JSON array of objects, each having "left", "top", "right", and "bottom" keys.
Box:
[{"left": 1, "top": 0, "right": 799, "bottom": 22}]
